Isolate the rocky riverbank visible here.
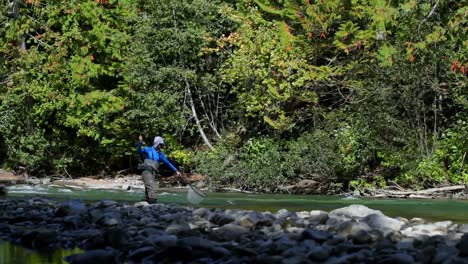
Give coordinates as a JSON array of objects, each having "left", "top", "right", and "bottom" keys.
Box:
[{"left": 1, "top": 197, "right": 467, "bottom": 263}]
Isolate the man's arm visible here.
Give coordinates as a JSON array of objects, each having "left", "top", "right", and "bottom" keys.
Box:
[
  {"left": 159, "top": 152, "right": 178, "bottom": 172},
  {"left": 137, "top": 135, "right": 146, "bottom": 156}
]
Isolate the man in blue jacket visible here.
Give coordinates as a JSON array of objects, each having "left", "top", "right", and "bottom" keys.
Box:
[{"left": 137, "top": 135, "right": 183, "bottom": 204}]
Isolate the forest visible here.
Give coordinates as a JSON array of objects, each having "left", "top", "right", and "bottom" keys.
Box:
[{"left": 0, "top": 0, "right": 466, "bottom": 193}]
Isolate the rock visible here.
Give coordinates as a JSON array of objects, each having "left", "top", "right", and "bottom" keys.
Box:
[
  {"left": 211, "top": 224, "right": 248, "bottom": 241},
  {"left": 362, "top": 213, "right": 404, "bottom": 236},
  {"left": 433, "top": 244, "right": 459, "bottom": 263},
  {"left": 335, "top": 220, "right": 371, "bottom": 238},
  {"left": 307, "top": 245, "right": 330, "bottom": 261},
  {"left": 134, "top": 201, "right": 150, "bottom": 207},
  {"left": 409, "top": 217, "right": 426, "bottom": 225},
  {"left": 351, "top": 229, "right": 373, "bottom": 244},
  {"left": 103, "top": 227, "right": 129, "bottom": 249},
  {"left": 0, "top": 184, "right": 6, "bottom": 196},
  {"left": 165, "top": 222, "right": 191, "bottom": 235},
  {"left": 328, "top": 204, "right": 383, "bottom": 223},
  {"left": 178, "top": 236, "right": 216, "bottom": 249},
  {"left": 128, "top": 246, "right": 157, "bottom": 261},
  {"left": 65, "top": 249, "right": 118, "bottom": 264},
  {"left": 94, "top": 200, "right": 118, "bottom": 208},
  {"left": 153, "top": 245, "right": 193, "bottom": 261},
  {"left": 458, "top": 224, "right": 468, "bottom": 233},
  {"left": 302, "top": 229, "right": 332, "bottom": 242},
  {"left": 377, "top": 253, "right": 416, "bottom": 264},
  {"left": 0, "top": 169, "right": 26, "bottom": 184},
  {"left": 145, "top": 234, "right": 178, "bottom": 247},
  {"left": 433, "top": 221, "right": 453, "bottom": 229},
  {"left": 276, "top": 209, "right": 297, "bottom": 220},
  {"left": 290, "top": 179, "right": 320, "bottom": 194},
  {"left": 96, "top": 211, "right": 122, "bottom": 227},
  {"left": 457, "top": 233, "right": 468, "bottom": 257},
  {"left": 402, "top": 223, "right": 448, "bottom": 237},
  {"left": 207, "top": 213, "right": 235, "bottom": 226},
  {"left": 192, "top": 208, "right": 211, "bottom": 218},
  {"left": 238, "top": 212, "right": 262, "bottom": 229},
  {"left": 308, "top": 210, "right": 329, "bottom": 224},
  {"left": 55, "top": 200, "right": 87, "bottom": 217},
  {"left": 296, "top": 211, "right": 310, "bottom": 218}
]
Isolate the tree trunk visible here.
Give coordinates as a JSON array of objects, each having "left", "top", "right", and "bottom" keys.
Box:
[{"left": 185, "top": 77, "right": 214, "bottom": 150}]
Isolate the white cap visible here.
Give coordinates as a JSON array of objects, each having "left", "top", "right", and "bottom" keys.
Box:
[{"left": 153, "top": 136, "right": 165, "bottom": 147}]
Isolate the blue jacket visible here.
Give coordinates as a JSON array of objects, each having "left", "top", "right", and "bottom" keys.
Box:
[{"left": 137, "top": 142, "right": 178, "bottom": 172}]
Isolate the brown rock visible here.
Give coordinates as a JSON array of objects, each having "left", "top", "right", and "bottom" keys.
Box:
[
  {"left": 0, "top": 169, "right": 26, "bottom": 184},
  {"left": 290, "top": 179, "right": 320, "bottom": 194}
]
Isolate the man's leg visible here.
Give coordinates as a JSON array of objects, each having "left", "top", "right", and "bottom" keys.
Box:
[{"left": 141, "top": 170, "right": 158, "bottom": 203}]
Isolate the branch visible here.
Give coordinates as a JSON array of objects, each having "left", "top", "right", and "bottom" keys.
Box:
[{"left": 185, "top": 76, "right": 214, "bottom": 150}]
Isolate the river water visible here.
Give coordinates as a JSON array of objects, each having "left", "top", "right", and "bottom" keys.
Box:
[
  {"left": 2, "top": 184, "right": 468, "bottom": 263},
  {"left": 5, "top": 184, "right": 468, "bottom": 222}
]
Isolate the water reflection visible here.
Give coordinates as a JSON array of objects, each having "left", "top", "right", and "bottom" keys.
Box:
[{"left": 0, "top": 241, "right": 82, "bottom": 264}]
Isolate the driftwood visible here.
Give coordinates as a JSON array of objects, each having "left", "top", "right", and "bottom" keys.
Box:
[{"left": 367, "top": 185, "right": 467, "bottom": 198}]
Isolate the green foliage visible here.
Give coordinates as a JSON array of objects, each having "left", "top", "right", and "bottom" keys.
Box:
[
  {"left": 0, "top": 0, "right": 466, "bottom": 194},
  {"left": 349, "top": 175, "right": 387, "bottom": 192},
  {"left": 0, "top": 0, "right": 138, "bottom": 175}
]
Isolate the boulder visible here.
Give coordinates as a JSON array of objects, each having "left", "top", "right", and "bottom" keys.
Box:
[
  {"left": 362, "top": 213, "right": 405, "bottom": 236},
  {"left": 328, "top": 204, "right": 384, "bottom": 223},
  {"left": 238, "top": 212, "right": 265, "bottom": 229},
  {"left": 335, "top": 221, "right": 371, "bottom": 238},
  {"left": 0, "top": 169, "right": 26, "bottom": 184},
  {"left": 55, "top": 200, "right": 87, "bottom": 217},
  {"left": 308, "top": 210, "right": 329, "bottom": 224}
]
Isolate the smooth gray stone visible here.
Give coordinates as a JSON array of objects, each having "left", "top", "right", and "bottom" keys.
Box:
[
  {"left": 208, "top": 213, "right": 235, "bottom": 226},
  {"left": 308, "top": 210, "right": 329, "bottom": 225},
  {"left": 376, "top": 253, "right": 415, "bottom": 264},
  {"left": 165, "top": 222, "right": 191, "bottom": 235},
  {"left": 65, "top": 249, "right": 117, "bottom": 264},
  {"left": 192, "top": 207, "right": 211, "bottom": 218},
  {"left": 178, "top": 236, "right": 216, "bottom": 249},
  {"left": 128, "top": 246, "right": 156, "bottom": 261},
  {"left": 55, "top": 200, "right": 87, "bottom": 217},
  {"left": 145, "top": 234, "right": 177, "bottom": 247},
  {"left": 302, "top": 228, "right": 332, "bottom": 242},
  {"left": 215, "top": 224, "right": 249, "bottom": 241},
  {"left": 336, "top": 220, "right": 371, "bottom": 238},
  {"left": 351, "top": 229, "right": 373, "bottom": 244},
  {"left": 328, "top": 204, "right": 383, "bottom": 222},
  {"left": 458, "top": 224, "right": 468, "bottom": 233},
  {"left": 97, "top": 211, "right": 122, "bottom": 226},
  {"left": 308, "top": 245, "right": 330, "bottom": 261},
  {"left": 363, "top": 213, "right": 404, "bottom": 235},
  {"left": 238, "top": 211, "right": 268, "bottom": 228},
  {"left": 457, "top": 233, "right": 468, "bottom": 257},
  {"left": 93, "top": 200, "right": 118, "bottom": 208}
]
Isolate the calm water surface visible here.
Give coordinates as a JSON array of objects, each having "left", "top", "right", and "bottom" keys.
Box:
[{"left": 5, "top": 184, "right": 468, "bottom": 223}]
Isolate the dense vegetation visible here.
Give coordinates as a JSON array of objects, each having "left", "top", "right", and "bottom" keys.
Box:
[{"left": 0, "top": 0, "right": 466, "bottom": 192}]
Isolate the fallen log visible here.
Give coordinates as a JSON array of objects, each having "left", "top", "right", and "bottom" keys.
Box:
[{"left": 370, "top": 185, "right": 466, "bottom": 197}]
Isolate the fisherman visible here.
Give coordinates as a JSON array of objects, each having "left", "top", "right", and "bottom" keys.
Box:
[{"left": 137, "top": 135, "right": 183, "bottom": 204}]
